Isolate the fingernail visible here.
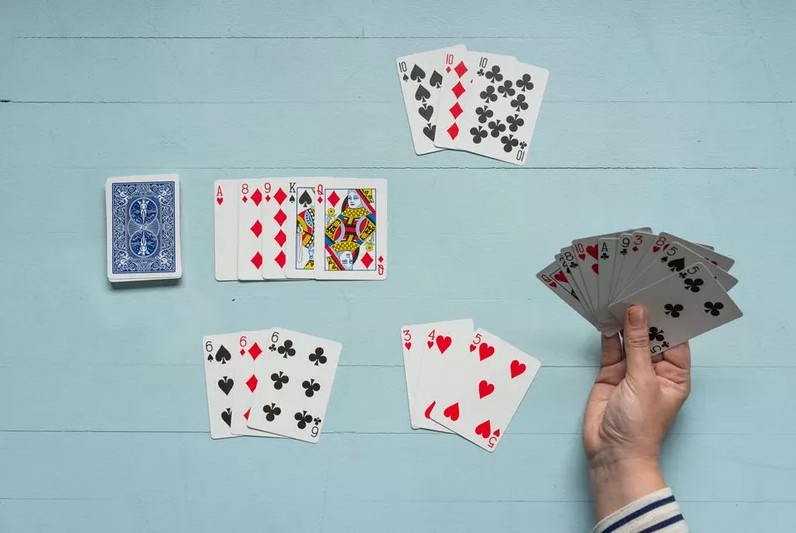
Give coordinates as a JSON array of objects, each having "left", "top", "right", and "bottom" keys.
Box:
[{"left": 628, "top": 305, "right": 645, "bottom": 327}]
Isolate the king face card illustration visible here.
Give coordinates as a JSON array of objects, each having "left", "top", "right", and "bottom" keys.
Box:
[
  {"left": 285, "top": 178, "right": 318, "bottom": 279},
  {"left": 313, "top": 178, "right": 388, "bottom": 281}
]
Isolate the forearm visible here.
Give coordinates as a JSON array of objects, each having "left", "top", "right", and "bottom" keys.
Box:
[{"left": 589, "top": 457, "right": 666, "bottom": 522}]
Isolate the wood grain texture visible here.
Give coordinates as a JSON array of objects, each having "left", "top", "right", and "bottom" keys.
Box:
[{"left": 1, "top": 1, "right": 795, "bottom": 531}]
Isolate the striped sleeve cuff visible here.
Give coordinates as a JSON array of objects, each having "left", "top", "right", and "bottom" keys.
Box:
[{"left": 593, "top": 487, "right": 688, "bottom": 533}]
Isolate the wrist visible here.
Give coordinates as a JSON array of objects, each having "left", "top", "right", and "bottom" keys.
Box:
[{"left": 588, "top": 455, "right": 666, "bottom": 521}]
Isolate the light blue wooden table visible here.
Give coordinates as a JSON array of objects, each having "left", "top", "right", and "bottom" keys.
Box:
[{"left": 2, "top": 1, "right": 795, "bottom": 531}]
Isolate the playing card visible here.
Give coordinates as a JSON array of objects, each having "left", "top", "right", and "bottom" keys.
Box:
[
  {"left": 247, "top": 328, "right": 342, "bottom": 443},
  {"left": 105, "top": 174, "right": 181, "bottom": 282},
  {"left": 285, "top": 178, "right": 318, "bottom": 279},
  {"left": 397, "top": 45, "right": 466, "bottom": 155},
  {"left": 596, "top": 238, "right": 620, "bottom": 328},
  {"left": 536, "top": 261, "right": 597, "bottom": 328},
  {"left": 446, "top": 57, "right": 549, "bottom": 165},
  {"left": 213, "top": 180, "right": 239, "bottom": 281},
  {"left": 610, "top": 231, "right": 656, "bottom": 301},
  {"left": 259, "top": 178, "right": 291, "bottom": 280},
  {"left": 434, "top": 51, "right": 516, "bottom": 151},
  {"left": 202, "top": 333, "right": 240, "bottom": 439},
  {"left": 658, "top": 232, "right": 735, "bottom": 271},
  {"left": 609, "top": 262, "right": 743, "bottom": 355},
  {"left": 408, "top": 320, "right": 474, "bottom": 432},
  {"left": 313, "top": 178, "right": 388, "bottom": 280},
  {"left": 237, "top": 180, "right": 265, "bottom": 280},
  {"left": 616, "top": 242, "right": 738, "bottom": 300},
  {"left": 608, "top": 233, "right": 634, "bottom": 300},
  {"left": 229, "top": 330, "right": 279, "bottom": 437},
  {"left": 558, "top": 247, "right": 596, "bottom": 319},
  {"left": 614, "top": 232, "right": 690, "bottom": 301},
  {"left": 430, "top": 329, "right": 541, "bottom": 452}
]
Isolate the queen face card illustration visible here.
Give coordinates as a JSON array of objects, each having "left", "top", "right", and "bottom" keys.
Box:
[
  {"left": 313, "top": 178, "right": 388, "bottom": 281},
  {"left": 285, "top": 178, "right": 318, "bottom": 279},
  {"left": 105, "top": 174, "right": 181, "bottom": 281}
]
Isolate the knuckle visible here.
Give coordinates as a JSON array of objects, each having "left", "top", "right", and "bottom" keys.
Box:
[{"left": 626, "top": 332, "right": 649, "bottom": 350}]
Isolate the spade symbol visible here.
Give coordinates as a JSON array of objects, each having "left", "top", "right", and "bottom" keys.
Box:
[
  {"left": 422, "top": 124, "right": 436, "bottom": 141},
  {"left": 217, "top": 377, "right": 234, "bottom": 395},
  {"left": 207, "top": 354, "right": 213, "bottom": 361},
  {"left": 298, "top": 190, "right": 312, "bottom": 207},
  {"left": 215, "top": 345, "right": 232, "bottom": 364},
  {"left": 429, "top": 70, "right": 443, "bottom": 88},
  {"left": 667, "top": 258, "right": 686, "bottom": 272},
  {"left": 418, "top": 103, "right": 434, "bottom": 121},
  {"left": 221, "top": 409, "right": 232, "bottom": 427},
  {"left": 410, "top": 64, "right": 426, "bottom": 82},
  {"left": 414, "top": 84, "right": 431, "bottom": 102},
  {"left": 289, "top": 194, "right": 295, "bottom": 203}
]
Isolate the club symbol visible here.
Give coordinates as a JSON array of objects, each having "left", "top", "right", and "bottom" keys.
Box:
[
  {"left": 484, "top": 65, "right": 503, "bottom": 83},
  {"left": 215, "top": 345, "right": 231, "bottom": 364},
  {"left": 309, "top": 347, "right": 327, "bottom": 366},
  {"left": 313, "top": 417, "right": 322, "bottom": 426},
  {"left": 516, "top": 73, "right": 535, "bottom": 92},
  {"left": 506, "top": 113, "right": 525, "bottom": 132},
  {"left": 270, "top": 371, "right": 289, "bottom": 390},
  {"left": 487, "top": 119, "right": 506, "bottom": 138},
  {"left": 519, "top": 141, "right": 527, "bottom": 149},
  {"left": 477, "top": 68, "right": 485, "bottom": 76},
  {"left": 497, "top": 80, "right": 515, "bottom": 98},
  {"left": 600, "top": 252, "right": 609, "bottom": 260},
  {"left": 661, "top": 341, "right": 670, "bottom": 348},
  {"left": 704, "top": 301, "right": 724, "bottom": 316},
  {"left": 302, "top": 379, "right": 321, "bottom": 398},
  {"left": 469, "top": 126, "right": 488, "bottom": 144},
  {"left": 510, "top": 93, "right": 528, "bottom": 112},
  {"left": 268, "top": 343, "right": 277, "bottom": 352},
  {"left": 262, "top": 403, "right": 281, "bottom": 422},
  {"left": 295, "top": 410, "right": 313, "bottom": 429},
  {"left": 683, "top": 277, "right": 704, "bottom": 292},
  {"left": 620, "top": 248, "right": 628, "bottom": 256},
  {"left": 277, "top": 339, "right": 296, "bottom": 358},
  {"left": 475, "top": 105, "right": 493, "bottom": 124},
  {"left": 500, "top": 134, "right": 519, "bottom": 153},
  {"left": 664, "top": 303, "right": 684, "bottom": 318},
  {"left": 568, "top": 261, "right": 578, "bottom": 269},
  {"left": 649, "top": 327, "right": 665, "bottom": 342},
  {"left": 480, "top": 85, "right": 498, "bottom": 103}
]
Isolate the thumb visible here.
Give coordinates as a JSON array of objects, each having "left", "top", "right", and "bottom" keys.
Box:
[{"left": 623, "top": 305, "right": 654, "bottom": 378}]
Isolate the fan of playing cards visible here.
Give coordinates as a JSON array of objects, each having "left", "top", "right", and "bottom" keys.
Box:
[
  {"left": 401, "top": 320, "right": 541, "bottom": 452},
  {"left": 397, "top": 45, "right": 549, "bottom": 165},
  {"left": 214, "top": 177, "right": 387, "bottom": 281},
  {"left": 105, "top": 174, "right": 182, "bottom": 282},
  {"left": 203, "top": 328, "right": 342, "bottom": 443},
  {"left": 537, "top": 229, "right": 743, "bottom": 353}
]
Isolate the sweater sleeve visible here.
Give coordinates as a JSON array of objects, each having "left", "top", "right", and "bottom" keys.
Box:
[{"left": 593, "top": 487, "right": 688, "bottom": 533}]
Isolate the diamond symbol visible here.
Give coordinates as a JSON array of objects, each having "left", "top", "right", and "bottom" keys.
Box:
[
  {"left": 243, "top": 408, "right": 251, "bottom": 420},
  {"left": 275, "top": 251, "right": 286, "bottom": 268},
  {"left": 242, "top": 196, "right": 248, "bottom": 203},
  {"left": 250, "top": 220, "right": 262, "bottom": 238},
  {"left": 239, "top": 348, "right": 245, "bottom": 355},
  {"left": 378, "top": 256, "right": 383, "bottom": 263},
  {"left": 274, "top": 230, "right": 287, "bottom": 247},
  {"left": 251, "top": 252, "right": 263, "bottom": 269},
  {"left": 246, "top": 374, "right": 258, "bottom": 392},
  {"left": 452, "top": 81, "right": 465, "bottom": 98},
  {"left": 450, "top": 102, "right": 463, "bottom": 119},
  {"left": 454, "top": 61, "right": 468, "bottom": 78},
  {"left": 248, "top": 343, "right": 263, "bottom": 360},
  {"left": 445, "top": 66, "right": 451, "bottom": 73},
  {"left": 264, "top": 194, "right": 271, "bottom": 202},
  {"left": 274, "top": 209, "right": 287, "bottom": 226},
  {"left": 361, "top": 253, "right": 374, "bottom": 269},
  {"left": 447, "top": 123, "right": 460, "bottom": 140},
  {"left": 328, "top": 191, "right": 340, "bottom": 207},
  {"left": 251, "top": 189, "right": 263, "bottom": 206},
  {"left": 274, "top": 187, "right": 287, "bottom": 205}
]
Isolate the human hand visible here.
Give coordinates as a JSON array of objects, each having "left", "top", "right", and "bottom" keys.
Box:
[{"left": 583, "top": 305, "right": 691, "bottom": 519}]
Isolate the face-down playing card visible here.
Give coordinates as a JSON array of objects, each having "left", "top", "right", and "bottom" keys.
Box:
[
  {"left": 246, "top": 328, "right": 342, "bottom": 443},
  {"left": 313, "top": 178, "right": 387, "bottom": 280}
]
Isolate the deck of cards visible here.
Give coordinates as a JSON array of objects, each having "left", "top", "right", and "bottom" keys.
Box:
[
  {"left": 105, "top": 174, "right": 182, "bottom": 282},
  {"left": 537, "top": 229, "right": 744, "bottom": 353},
  {"left": 214, "top": 178, "right": 387, "bottom": 281},
  {"left": 202, "top": 328, "right": 342, "bottom": 443},
  {"left": 401, "top": 320, "right": 541, "bottom": 452},
  {"left": 397, "top": 45, "right": 549, "bottom": 165}
]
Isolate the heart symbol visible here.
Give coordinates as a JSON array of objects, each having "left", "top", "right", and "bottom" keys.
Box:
[
  {"left": 547, "top": 280, "right": 557, "bottom": 288},
  {"left": 424, "top": 401, "right": 436, "bottom": 419},
  {"left": 652, "top": 245, "right": 660, "bottom": 253},
  {"left": 422, "top": 124, "right": 436, "bottom": 140},
  {"left": 404, "top": 341, "right": 412, "bottom": 351},
  {"left": 217, "top": 377, "right": 234, "bottom": 395},
  {"left": 216, "top": 197, "right": 223, "bottom": 205},
  {"left": 429, "top": 70, "right": 443, "bottom": 88},
  {"left": 577, "top": 253, "right": 586, "bottom": 261},
  {"left": 510, "top": 360, "right": 526, "bottom": 378},
  {"left": 592, "top": 263, "right": 599, "bottom": 274},
  {"left": 436, "top": 335, "right": 452, "bottom": 354},
  {"left": 478, "top": 343, "right": 495, "bottom": 361},
  {"left": 427, "top": 340, "right": 433, "bottom": 349},
  {"left": 221, "top": 409, "right": 232, "bottom": 427},
  {"left": 410, "top": 64, "right": 425, "bottom": 82},
  {"left": 478, "top": 380, "right": 495, "bottom": 398},
  {"left": 469, "top": 344, "right": 476, "bottom": 352},
  {"left": 553, "top": 271, "right": 568, "bottom": 283},
  {"left": 586, "top": 245, "right": 598, "bottom": 260},
  {"left": 493, "top": 429, "right": 501, "bottom": 437},
  {"left": 418, "top": 104, "right": 434, "bottom": 121},
  {"left": 443, "top": 402, "right": 460, "bottom": 421},
  {"left": 415, "top": 84, "right": 431, "bottom": 102},
  {"left": 475, "top": 419, "right": 492, "bottom": 439}
]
